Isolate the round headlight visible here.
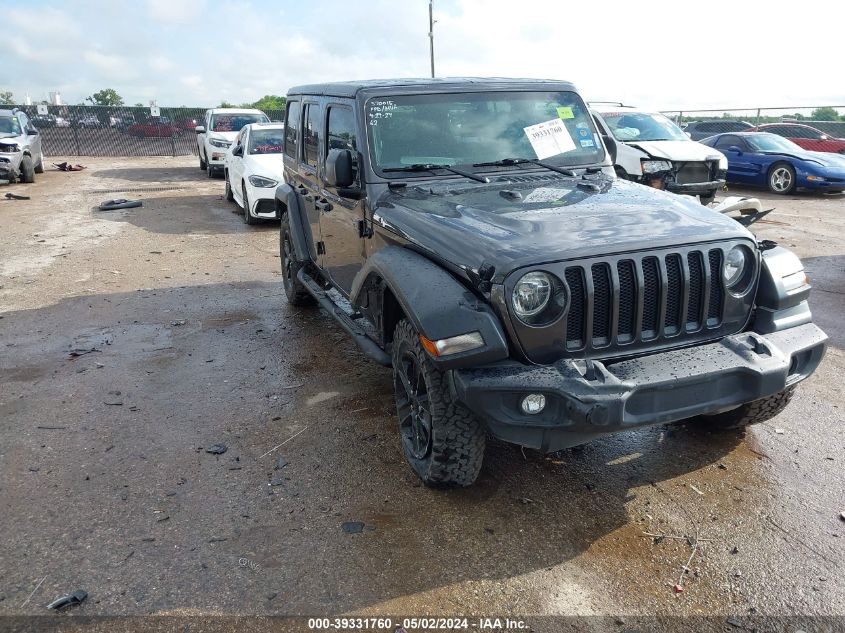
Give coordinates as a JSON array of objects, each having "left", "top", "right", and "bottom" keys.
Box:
[
  {"left": 513, "top": 272, "right": 552, "bottom": 319},
  {"left": 723, "top": 246, "right": 748, "bottom": 289}
]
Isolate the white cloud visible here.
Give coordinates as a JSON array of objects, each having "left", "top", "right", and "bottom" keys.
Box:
[{"left": 145, "top": 0, "right": 207, "bottom": 25}]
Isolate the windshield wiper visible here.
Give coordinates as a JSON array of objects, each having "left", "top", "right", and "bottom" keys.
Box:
[
  {"left": 472, "top": 158, "right": 576, "bottom": 177},
  {"left": 383, "top": 163, "right": 489, "bottom": 183}
]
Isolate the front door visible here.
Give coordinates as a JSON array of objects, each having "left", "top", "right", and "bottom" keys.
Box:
[{"left": 319, "top": 104, "right": 366, "bottom": 295}]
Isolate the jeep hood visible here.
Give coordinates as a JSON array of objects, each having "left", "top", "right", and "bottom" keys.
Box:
[
  {"left": 626, "top": 139, "right": 725, "bottom": 163},
  {"left": 374, "top": 176, "right": 752, "bottom": 280}
]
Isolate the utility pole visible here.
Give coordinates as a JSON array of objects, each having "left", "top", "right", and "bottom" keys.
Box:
[{"left": 428, "top": 0, "right": 435, "bottom": 78}]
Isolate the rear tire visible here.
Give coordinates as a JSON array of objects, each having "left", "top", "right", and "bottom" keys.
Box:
[
  {"left": 768, "top": 163, "right": 796, "bottom": 194},
  {"left": 392, "top": 319, "right": 485, "bottom": 487},
  {"left": 20, "top": 155, "right": 35, "bottom": 183},
  {"left": 696, "top": 387, "right": 796, "bottom": 430},
  {"left": 280, "top": 212, "right": 315, "bottom": 307}
]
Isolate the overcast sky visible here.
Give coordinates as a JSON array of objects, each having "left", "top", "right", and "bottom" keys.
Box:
[{"left": 3, "top": 0, "right": 843, "bottom": 111}]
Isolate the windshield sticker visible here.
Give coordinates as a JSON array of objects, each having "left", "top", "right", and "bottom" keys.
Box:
[
  {"left": 556, "top": 106, "right": 574, "bottom": 120},
  {"left": 580, "top": 139, "right": 595, "bottom": 148},
  {"left": 523, "top": 119, "right": 577, "bottom": 160},
  {"left": 367, "top": 100, "right": 397, "bottom": 126},
  {"left": 522, "top": 187, "right": 572, "bottom": 204}
]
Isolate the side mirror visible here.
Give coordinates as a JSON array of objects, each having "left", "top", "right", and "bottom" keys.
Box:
[
  {"left": 232, "top": 144, "right": 243, "bottom": 157},
  {"left": 600, "top": 134, "right": 618, "bottom": 164},
  {"left": 325, "top": 148, "right": 354, "bottom": 188},
  {"left": 195, "top": 125, "right": 205, "bottom": 134},
  {"left": 727, "top": 145, "right": 743, "bottom": 155}
]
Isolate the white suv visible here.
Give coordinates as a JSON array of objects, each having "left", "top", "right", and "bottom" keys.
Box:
[
  {"left": 0, "top": 109, "right": 44, "bottom": 184},
  {"left": 195, "top": 108, "right": 269, "bottom": 177},
  {"left": 591, "top": 103, "right": 727, "bottom": 205}
]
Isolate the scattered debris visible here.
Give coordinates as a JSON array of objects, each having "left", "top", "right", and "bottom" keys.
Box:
[
  {"left": 170, "top": 320, "right": 186, "bottom": 326},
  {"left": 4, "top": 192, "right": 30, "bottom": 201},
  {"left": 731, "top": 546, "right": 739, "bottom": 554},
  {"left": 53, "top": 162, "right": 86, "bottom": 172},
  {"left": 279, "top": 383, "right": 304, "bottom": 390},
  {"left": 99, "top": 199, "right": 142, "bottom": 211},
  {"left": 689, "top": 484, "right": 705, "bottom": 496},
  {"left": 673, "top": 584, "right": 684, "bottom": 593},
  {"left": 258, "top": 426, "right": 308, "bottom": 459},
  {"left": 104, "top": 391, "right": 124, "bottom": 406},
  {"left": 68, "top": 347, "right": 100, "bottom": 358},
  {"left": 46, "top": 590, "right": 87, "bottom": 610},
  {"left": 517, "top": 496, "right": 533, "bottom": 505},
  {"left": 342, "top": 521, "right": 365, "bottom": 534},
  {"left": 206, "top": 444, "right": 228, "bottom": 455},
  {"left": 725, "top": 617, "right": 744, "bottom": 628},
  {"left": 839, "top": 511, "right": 845, "bottom": 522},
  {"left": 28, "top": 466, "right": 39, "bottom": 472},
  {"left": 36, "top": 426, "right": 66, "bottom": 430},
  {"left": 274, "top": 456, "right": 288, "bottom": 470},
  {"left": 20, "top": 576, "right": 47, "bottom": 607},
  {"left": 775, "top": 427, "right": 785, "bottom": 435}
]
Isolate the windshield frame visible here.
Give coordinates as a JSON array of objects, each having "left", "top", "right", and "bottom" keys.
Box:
[
  {"left": 363, "top": 89, "right": 606, "bottom": 181},
  {"left": 597, "top": 110, "right": 688, "bottom": 142}
]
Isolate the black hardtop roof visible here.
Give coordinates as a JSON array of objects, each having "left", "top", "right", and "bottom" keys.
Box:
[{"left": 287, "top": 77, "right": 578, "bottom": 99}]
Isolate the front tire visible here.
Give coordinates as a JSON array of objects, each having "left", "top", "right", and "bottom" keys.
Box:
[
  {"left": 768, "top": 163, "right": 796, "bottom": 194},
  {"left": 697, "top": 387, "right": 796, "bottom": 430},
  {"left": 392, "top": 319, "right": 485, "bottom": 487},
  {"left": 700, "top": 192, "right": 716, "bottom": 206},
  {"left": 242, "top": 184, "right": 257, "bottom": 225},
  {"left": 34, "top": 153, "right": 44, "bottom": 174},
  {"left": 224, "top": 171, "right": 234, "bottom": 203},
  {"left": 199, "top": 150, "right": 207, "bottom": 171},
  {"left": 20, "top": 155, "right": 35, "bottom": 183},
  {"left": 280, "top": 212, "right": 315, "bottom": 307}
]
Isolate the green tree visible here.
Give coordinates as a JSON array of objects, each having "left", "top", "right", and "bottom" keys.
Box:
[
  {"left": 0, "top": 90, "right": 14, "bottom": 105},
  {"left": 219, "top": 100, "right": 236, "bottom": 108},
  {"left": 810, "top": 106, "right": 840, "bottom": 121},
  {"left": 86, "top": 88, "right": 124, "bottom": 106},
  {"left": 134, "top": 102, "right": 143, "bottom": 107},
  {"left": 250, "top": 94, "right": 286, "bottom": 110}
]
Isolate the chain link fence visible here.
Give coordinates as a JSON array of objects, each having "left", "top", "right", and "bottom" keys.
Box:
[
  {"left": 661, "top": 106, "right": 845, "bottom": 141},
  {"left": 7, "top": 105, "right": 285, "bottom": 157}
]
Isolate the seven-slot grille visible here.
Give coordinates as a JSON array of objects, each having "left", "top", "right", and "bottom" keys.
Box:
[{"left": 562, "top": 248, "right": 724, "bottom": 352}]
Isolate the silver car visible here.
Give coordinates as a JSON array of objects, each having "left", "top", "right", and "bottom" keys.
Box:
[{"left": 0, "top": 109, "right": 44, "bottom": 184}]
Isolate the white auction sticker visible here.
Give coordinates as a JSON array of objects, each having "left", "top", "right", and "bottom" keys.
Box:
[
  {"left": 523, "top": 119, "right": 576, "bottom": 159},
  {"left": 37, "top": 104, "right": 49, "bottom": 115}
]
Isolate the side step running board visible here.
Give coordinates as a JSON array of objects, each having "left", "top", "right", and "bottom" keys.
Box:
[{"left": 297, "top": 268, "right": 392, "bottom": 367}]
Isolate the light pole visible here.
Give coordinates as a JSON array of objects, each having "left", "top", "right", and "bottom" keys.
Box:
[{"left": 428, "top": 0, "right": 435, "bottom": 78}]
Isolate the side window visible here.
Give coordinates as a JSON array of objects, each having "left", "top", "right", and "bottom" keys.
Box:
[
  {"left": 715, "top": 135, "right": 739, "bottom": 149},
  {"left": 302, "top": 103, "right": 320, "bottom": 168},
  {"left": 795, "top": 127, "right": 819, "bottom": 139},
  {"left": 284, "top": 101, "right": 300, "bottom": 158},
  {"left": 19, "top": 113, "right": 30, "bottom": 129},
  {"left": 767, "top": 125, "right": 789, "bottom": 138},
  {"left": 327, "top": 105, "right": 359, "bottom": 183}
]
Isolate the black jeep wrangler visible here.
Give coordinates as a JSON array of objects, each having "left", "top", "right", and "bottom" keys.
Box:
[{"left": 275, "top": 78, "right": 827, "bottom": 487}]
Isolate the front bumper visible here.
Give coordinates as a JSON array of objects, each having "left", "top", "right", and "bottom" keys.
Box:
[
  {"left": 0, "top": 156, "right": 19, "bottom": 182},
  {"left": 206, "top": 141, "right": 231, "bottom": 167},
  {"left": 665, "top": 178, "right": 726, "bottom": 196},
  {"left": 452, "top": 323, "right": 827, "bottom": 452}
]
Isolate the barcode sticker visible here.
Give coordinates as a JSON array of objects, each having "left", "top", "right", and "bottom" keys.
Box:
[{"left": 523, "top": 119, "right": 577, "bottom": 159}]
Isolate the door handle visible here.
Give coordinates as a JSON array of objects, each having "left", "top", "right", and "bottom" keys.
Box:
[
  {"left": 295, "top": 185, "right": 308, "bottom": 196},
  {"left": 315, "top": 198, "right": 333, "bottom": 212}
]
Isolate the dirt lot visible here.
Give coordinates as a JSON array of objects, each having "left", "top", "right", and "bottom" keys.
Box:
[{"left": 0, "top": 157, "right": 843, "bottom": 631}]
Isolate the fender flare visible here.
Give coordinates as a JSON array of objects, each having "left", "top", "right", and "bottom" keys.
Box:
[
  {"left": 274, "top": 183, "right": 310, "bottom": 261},
  {"left": 350, "top": 246, "right": 510, "bottom": 369}
]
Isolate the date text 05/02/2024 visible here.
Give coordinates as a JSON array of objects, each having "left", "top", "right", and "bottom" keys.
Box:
[{"left": 307, "top": 617, "right": 527, "bottom": 630}]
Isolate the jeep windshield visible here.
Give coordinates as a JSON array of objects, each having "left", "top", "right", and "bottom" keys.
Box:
[
  {"left": 366, "top": 91, "right": 604, "bottom": 177},
  {"left": 599, "top": 111, "right": 688, "bottom": 142}
]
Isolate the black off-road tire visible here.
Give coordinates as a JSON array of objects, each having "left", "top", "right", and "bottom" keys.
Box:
[
  {"left": 34, "top": 153, "right": 44, "bottom": 174},
  {"left": 392, "top": 319, "right": 485, "bottom": 487},
  {"left": 20, "top": 155, "right": 35, "bottom": 183},
  {"left": 280, "top": 212, "right": 315, "bottom": 307},
  {"left": 697, "top": 387, "right": 796, "bottom": 430}
]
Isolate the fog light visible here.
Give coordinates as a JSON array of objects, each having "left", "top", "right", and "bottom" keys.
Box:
[{"left": 521, "top": 393, "right": 546, "bottom": 415}]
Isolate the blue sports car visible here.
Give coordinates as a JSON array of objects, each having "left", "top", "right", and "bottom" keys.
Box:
[{"left": 700, "top": 132, "right": 845, "bottom": 195}]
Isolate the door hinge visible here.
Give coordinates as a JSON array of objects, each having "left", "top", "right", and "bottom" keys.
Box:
[
  {"left": 317, "top": 241, "right": 326, "bottom": 255},
  {"left": 356, "top": 219, "right": 374, "bottom": 239}
]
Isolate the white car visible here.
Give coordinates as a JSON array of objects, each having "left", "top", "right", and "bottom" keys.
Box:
[
  {"left": 195, "top": 108, "right": 269, "bottom": 178},
  {"left": 591, "top": 103, "right": 728, "bottom": 204},
  {"left": 223, "top": 123, "right": 285, "bottom": 225}
]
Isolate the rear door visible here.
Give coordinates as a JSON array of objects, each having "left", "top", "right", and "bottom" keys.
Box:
[{"left": 319, "top": 102, "right": 366, "bottom": 295}]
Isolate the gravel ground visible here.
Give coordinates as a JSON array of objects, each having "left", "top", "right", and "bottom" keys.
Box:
[{"left": 0, "top": 157, "right": 842, "bottom": 631}]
